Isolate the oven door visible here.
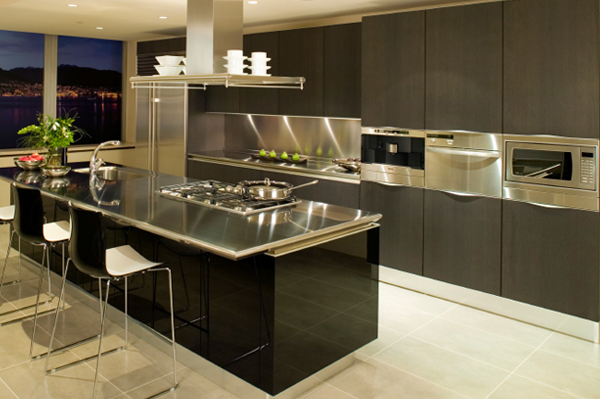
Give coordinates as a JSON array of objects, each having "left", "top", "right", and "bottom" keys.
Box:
[{"left": 505, "top": 142, "right": 588, "bottom": 190}]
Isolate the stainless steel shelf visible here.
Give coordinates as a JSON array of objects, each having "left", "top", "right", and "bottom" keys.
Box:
[{"left": 130, "top": 74, "right": 305, "bottom": 90}]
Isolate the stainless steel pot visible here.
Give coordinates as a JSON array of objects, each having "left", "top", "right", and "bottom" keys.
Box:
[{"left": 239, "top": 178, "right": 319, "bottom": 200}]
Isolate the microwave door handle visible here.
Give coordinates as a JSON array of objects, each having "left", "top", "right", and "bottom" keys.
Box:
[
  {"left": 523, "top": 163, "right": 561, "bottom": 178},
  {"left": 426, "top": 147, "right": 501, "bottom": 159}
]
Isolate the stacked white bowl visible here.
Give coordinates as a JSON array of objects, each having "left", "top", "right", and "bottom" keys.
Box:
[
  {"left": 154, "top": 56, "right": 185, "bottom": 76},
  {"left": 223, "top": 50, "right": 248, "bottom": 75},
  {"left": 247, "top": 52, "right": 272, "bottom": 76}
]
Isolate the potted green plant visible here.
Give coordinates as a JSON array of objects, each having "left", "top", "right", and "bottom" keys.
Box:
[{"left": 17, "top": 111, "right": 87, "bottom": 167}]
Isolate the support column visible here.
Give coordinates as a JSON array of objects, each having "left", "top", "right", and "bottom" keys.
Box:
[{"left": 43, "top": 35, "right": 58, "bottom": 117}]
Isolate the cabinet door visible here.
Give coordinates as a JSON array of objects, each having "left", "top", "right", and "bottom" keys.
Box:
[
  {"left": 323, "top": 23, "right": 361, "bottom": 118},
  {"left": 425, "top": 3, "right": 502, "bottom": 132},
  {"left": 207, "top": 87, "right": 240, "bottom": 113},
  {"left": 423, "top": 191, "right": 501, "bottom": 295},
  {"left": 502, "top": 200, "right": 599, "bottom": 321},
  {"left": 362, "top": 11, "right": 425, "bottom": 129},
  {"left": 359, "top": 182, "right": 423, "bottom": 274},
  {"left": 240, "top": 32, "right": 280, "bottom": 115},
  {"left": 278, "top": 27, "right": 324, "bottom": 116},
  {"left": 263, "top": 171, "right": 360, "bottom": 209},
  {"left": 504, "top": 0, "right": 599, "bottom": 137},
  {"left": 187, "top": 160, "right": 261, "bottom": 183}
]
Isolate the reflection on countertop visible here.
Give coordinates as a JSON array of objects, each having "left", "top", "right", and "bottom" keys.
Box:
[{"left": 188, "top": 149, "right": 361, "bottom": 181}]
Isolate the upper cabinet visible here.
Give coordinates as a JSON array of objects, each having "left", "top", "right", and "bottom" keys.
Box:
[
  {"left": 362, "top": 11, "right": 425, "bottom": 129},
  {"left": 425, "top": 3, "right": 502, "bottom": 133},
  {"left": 239, "top": 32, "right": 280, "bottom": 115},
  {"left": 278, "top": 27, "right": 325, "bottom": 117},
  {"left": 323, "top": 23, "right": 362, "bottom": 118},
  {"left": 504, "top": 0, "right": 600, "bottom": 138}
]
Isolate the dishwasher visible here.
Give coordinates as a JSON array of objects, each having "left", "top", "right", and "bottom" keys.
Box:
[{"left": 425, "top": 131, "right": 503, "bottom": 197}]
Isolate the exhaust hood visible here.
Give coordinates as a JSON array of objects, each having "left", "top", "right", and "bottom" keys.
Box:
[{"left": 130, "top": 0, "right": 305, "bottom": 90}]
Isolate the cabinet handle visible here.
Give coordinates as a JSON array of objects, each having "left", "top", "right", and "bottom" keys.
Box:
[
  {"left": 443, "top": 190, "right": 484, "bottom": 198},
  {"left": 524, "top": 201, "right": 569, "bottom": 210},
  {"left": 373, "top": 181, "right": 410, "bottom": 188},
  {"left": 426, "top": 147, "right": 501, "bottom": 159}
]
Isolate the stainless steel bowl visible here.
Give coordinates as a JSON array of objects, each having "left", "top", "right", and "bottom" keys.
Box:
[
  {"left": 14, "top": 157, "right": 47, "bottom": 170},
  {"left": 42, "top": 166, "right": 71, "bottom": 178}
]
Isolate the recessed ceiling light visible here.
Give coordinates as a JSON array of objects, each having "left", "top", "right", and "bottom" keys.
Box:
[
  {"left": 67, "top": 3, "right": 78, "bottom": 7},
  {"left": 159, "top": 16, "right": 168, "bottom": 19},
  {"left": 248, "top": 0, "right": 258, "bottom": 4},
  {"left": 96, "top": 27, "right": 103, "bottom": 30}
]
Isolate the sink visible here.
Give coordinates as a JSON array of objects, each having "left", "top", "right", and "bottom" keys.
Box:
[{"left": 73, "top": 166, "right": 151, "bottom": 181}]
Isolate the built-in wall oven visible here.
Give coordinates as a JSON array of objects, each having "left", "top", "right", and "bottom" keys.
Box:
[
  {"left": 425, "top": 131, "right": 503, "bottom": 197},
  {"left": 503, "top": 135, "right": 599, "bottom": 211},
  {"left": 361, "top": 127, "right": 425, "bottom": 187}
]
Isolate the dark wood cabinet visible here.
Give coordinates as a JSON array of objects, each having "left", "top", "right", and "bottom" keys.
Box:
[
  {"left": 425, "top": 3, "right": 502, "bottom": 132},
  {"left": 359, "top": 181, "right": 423, "bottom": 275},
  {"left": 264, "top": 171, "right": 360, "bottom": 209},
  {"left": 423, "top": 191, "right": 501, "bottom": 295},
  {"left": 323, "top": 23, "right": 362, "bottom": 118},
  {"left": 240, "top": 32, "right": 280, "bottom": 115},
  {"left": 187, "top": 160, "right": 261, "bottom": 183},
  {"left": 502, "top": 200, "right": 599, "bottom": 321},
  {"left": 278, "top": 27, "right": 324, "bottom": 117},
  {"left": 137, "top": 38, "right": 186, "bottom": 77},
  {"left": 504, "top": 0, "right": 600, "bottom": 137},
  {"left": 207, "top": 87, "right": 240, "bottom": 113},
  {"left": 361, "top": 11, "right": 425, "bottom": 129}
]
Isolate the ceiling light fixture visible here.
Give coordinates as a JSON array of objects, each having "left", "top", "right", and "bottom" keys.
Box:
[
  {"left": 67, "top": 3, "right": 78, "bottom": 7},
  {"left": 159, "top": 16, "right": 168, "bottom": 19},
  {"left": 248, "top": 0, "right": 258, "bottom": 4},
  {"left": 96, "top": 27, "right": 103, "bottom": 30}
]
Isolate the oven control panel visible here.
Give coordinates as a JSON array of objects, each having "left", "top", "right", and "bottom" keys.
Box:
[{"left": 580, "top": 148, "right": 596, "bottom": 190}]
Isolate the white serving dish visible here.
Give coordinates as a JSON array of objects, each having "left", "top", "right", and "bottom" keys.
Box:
[
  {"left": 248, "top": 65, "right": 272, "bottom": 70},
  {"left": 154, "top": 65, "right": 185, "bottom": 76},
  {"left": 155, "top": 55, "right": 184, "bottom": 66},
  {"left": 247, "top": 57, "right": 271, "bottom": 63},
  {"left": 223, "top": 55, "right": 248, "bottom": 61}
]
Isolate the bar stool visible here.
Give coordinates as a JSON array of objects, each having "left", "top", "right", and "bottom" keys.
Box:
[
  {"left": 0, "top": 205, "right": 22, "bottom": 284},
  {"left": 46, "top": 204, "right": 178, "bottom": 399},
  {"left": 0, "top": 183, "right": 69, "bottom": 357}
]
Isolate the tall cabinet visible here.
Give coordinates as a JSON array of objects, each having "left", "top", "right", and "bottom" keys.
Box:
[{"left": 504, "top": 0, "right": 600, "bottom": 137}]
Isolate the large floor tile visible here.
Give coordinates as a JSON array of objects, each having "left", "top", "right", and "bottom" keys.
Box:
[
  {"left": 356, "top": 325, "right": 404, "bottom": 359},
  {"left": 330, "top": 358, "right": 466, "bottom": 399},
  {"left": 377, "top": 299, "right": 436, "bottom": 335},
  {"left": 0, "top": 378, "right": 18, "bottom": 399},
  {"left": 125, "top": 367, "right": 238, "bottom": 399},
  {"left": 541, "top": 332, "right": 600, "bottom": 368},
  {"left": 441, "top": 304, "right": 554, "bottom": 347},
  {"left": 0, "top": 350, "right": 123, "bottom": 399},
  {"left": 488, "top": 375, "right": 580, "bottom": 399},
  {"left": 0, "top": 319, "right": 55, "bottom": 370},
  {"left": 410, "top": 318, "right": 536, "bottom": 371},
  {"left": 301, "top": 384, "right": 357, "bottom": 399},
  {"left": 378, "top": 283, "right": 456, "bottom": 316},
  {"left": 516, "top": 349, "right": 600, "bottom": 399},
  {"left": 374, "top": 337, "right": 509, "bottom": 399}
]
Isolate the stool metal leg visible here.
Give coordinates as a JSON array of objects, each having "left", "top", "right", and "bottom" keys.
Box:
[
  {"left": 167, "top": 268, "right": 178, "bottom": 388},
  {"left": 46, "top": 259, "right": 70, "bottom": 371},
  {"left": 93, "top": 279, "right": 111, "bottom": 399},
  {"left": 125, "top": 276, "right": 128, "bottom": 348},
  {"left": 0, "top": 229, "right": 15, "bottom": 296},
  {"left": 29, "top": 245, "right": 49, "bottom": 359}
]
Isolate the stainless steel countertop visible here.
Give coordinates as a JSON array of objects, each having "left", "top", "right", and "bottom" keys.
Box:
[
  {"left": 0, "top": 165, "right": 380, "bottom": 260},
  {"left": 188, "top": 149, "right": 361, "bottom": 183}
]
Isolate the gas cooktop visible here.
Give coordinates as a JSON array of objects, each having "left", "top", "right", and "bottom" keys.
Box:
[{"left": 159, "top": 180, "right": 301, "bottom": 216}]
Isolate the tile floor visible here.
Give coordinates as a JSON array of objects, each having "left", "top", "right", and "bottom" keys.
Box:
[{"left": 0, "top": 224, "right": 599, "bottom": 399}]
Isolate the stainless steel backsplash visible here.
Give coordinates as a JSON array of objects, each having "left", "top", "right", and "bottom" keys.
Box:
[{"left": 223, "top": 114, "right": 362, "bottom": 158}]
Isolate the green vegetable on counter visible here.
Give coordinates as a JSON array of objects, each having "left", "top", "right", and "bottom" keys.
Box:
[
  {"left": 280, "top": 151, "right": 288, "bottom": 160},
  {"left": 292, "top": 153, "right": 300, "bottom": 161},
  {"left": 269, "top": 150, "right": 277, "bottom": 158},
  {"left": 259, "top": 149, "right": 267, "bottom": 157}
]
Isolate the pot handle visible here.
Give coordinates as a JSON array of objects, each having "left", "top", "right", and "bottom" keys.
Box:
[{"left": 289, "top": 180, "right": 319, "bottom": 191}]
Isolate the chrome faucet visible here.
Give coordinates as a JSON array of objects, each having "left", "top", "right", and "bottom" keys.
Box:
[{"left": 90, "top": 140, "right": 121, "bottom": 174}]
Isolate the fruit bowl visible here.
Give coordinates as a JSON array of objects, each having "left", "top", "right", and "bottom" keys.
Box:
[{"left": 14, "top": 157, "right": 47, "bottom": 170}]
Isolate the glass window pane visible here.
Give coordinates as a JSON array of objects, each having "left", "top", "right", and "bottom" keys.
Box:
[
  {"left": 0, "top": 30, "right": 44, "bottom": 149},
  {"left": 57, "top": 36, "right": 122, "bottom": 145}
]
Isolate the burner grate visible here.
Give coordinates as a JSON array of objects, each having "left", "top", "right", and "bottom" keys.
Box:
[{"left": 158, "top": 180, "right": 301, "bottom": 215}]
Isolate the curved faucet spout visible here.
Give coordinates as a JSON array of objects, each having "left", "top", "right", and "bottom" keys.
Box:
[{"left": 90, "top": 140, "right": 121, "bottom": 175}]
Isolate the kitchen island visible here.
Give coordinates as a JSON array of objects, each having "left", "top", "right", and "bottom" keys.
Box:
[{"left": 0, "top": 164, "right": 380, "bottom": 396}]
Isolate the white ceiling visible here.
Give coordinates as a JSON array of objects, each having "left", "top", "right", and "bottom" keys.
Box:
[{"left": 0, "top": 0, "right": 473, "bottom": 42}]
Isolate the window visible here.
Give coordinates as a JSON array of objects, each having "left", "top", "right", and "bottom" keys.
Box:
[
  {"left": 0, "top": 30, "right": 44, "bottom": 149},
  {"left": 57, "top": 36, "right": 122, "bottom": 145}
]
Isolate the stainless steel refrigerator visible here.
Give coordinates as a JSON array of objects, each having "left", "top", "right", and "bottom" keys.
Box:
[{"left": 135, "top": 84, "right": 188, "bottom": 177}]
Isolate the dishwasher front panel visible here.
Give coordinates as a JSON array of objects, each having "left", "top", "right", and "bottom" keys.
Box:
[{"left": 425, "top": 131, "right": 503, "bottom": 198}]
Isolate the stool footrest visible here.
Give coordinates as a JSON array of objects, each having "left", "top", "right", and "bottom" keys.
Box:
[
  {"left": 144, "top": 383, "right": 179, "bottom": 399},
  {"left": 33, "top": 333, "right": 101, "bottom": 359},
  {"left": 46, "top": 345, "right": 126, "bottom": 374}
]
